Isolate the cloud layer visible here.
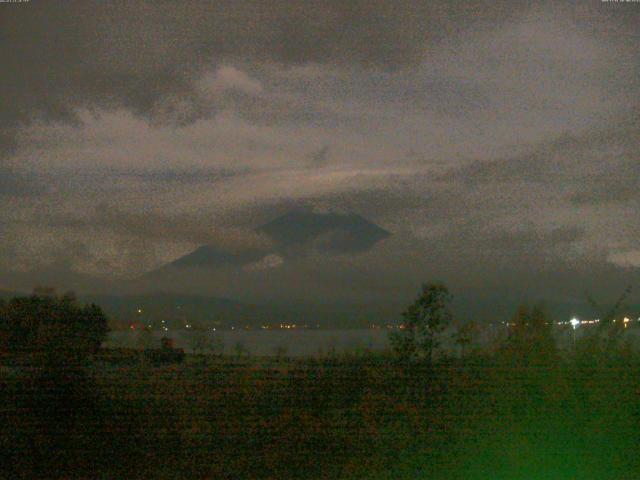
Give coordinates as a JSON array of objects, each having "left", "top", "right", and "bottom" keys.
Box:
[{"left": 1, "top": 0, "right": 639, "bottom": 302}]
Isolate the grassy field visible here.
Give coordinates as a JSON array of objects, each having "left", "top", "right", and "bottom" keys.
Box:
[{"left": 2, "top": 347, "right": 640, "bottom": 479}]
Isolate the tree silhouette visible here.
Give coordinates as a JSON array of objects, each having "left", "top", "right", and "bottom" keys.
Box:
[
  {"left": 135, "top": 325, "right": 155, "bottom": 351},
  {"left": 453, "top": 320, "right": 478, "bottom": 359},
  {"left": 189, "top": 328, "right": 210, "bottom": 355},
  {"left": 579, "top": 286, "right": 633, "bottom": 358},
  {"left": 234, "top": 340, "right": 249, "bottom": 359},
  {"left": 210, "top": 335, "right": 225, "bottom": 357},
  {"left": 585, "top": 285, "right": 632, "bottom": 331},
  {"left": 0, "top": 292, "right": 108, "bottom": 367},
  {"left": 505, "top": 303, "right": 556, "bottom": 363},
  {"left": 274, "top": 345, "right": 288, "bottom": 362},
  {"left": 390, "top": 283, "right": 452, "bottom": 363}
]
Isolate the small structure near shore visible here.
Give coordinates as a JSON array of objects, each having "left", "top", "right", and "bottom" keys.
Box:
[{"left": 144, "top": 336, "right": 185, "bottom": 365}]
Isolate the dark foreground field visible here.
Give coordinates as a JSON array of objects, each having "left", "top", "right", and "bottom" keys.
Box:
[{"left": 2, "top": 348, "right": 640, "bottom": 479}]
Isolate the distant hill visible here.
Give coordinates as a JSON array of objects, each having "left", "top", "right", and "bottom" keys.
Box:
[
  {"left": 1, "top": 287, "right": 638, "bottom": 330},
  {"left": 79, "top": 293, "right": 403, "bottom": 330},
  {"left": 75, "top": 293, "right": 640, "bottom": 329},
  {"left": 160, "top": 246, "right": 267, "bottom": 270},
  {"left": 80, "top": 292, "right": 250, "bottom": 328}
]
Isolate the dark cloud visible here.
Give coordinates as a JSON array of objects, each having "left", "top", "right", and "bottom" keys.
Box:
[
  {"left": 437, "top": 133, "right": 590, "bottom": 188},
  {"left": 44, "top": 204, "right": 272, "bottom": 252},
  {"left": 569, "top": 158, "right": 639, "bottom": 206},
  {"left": 439, "top": 117, "right": 640, "bottom": 207},
  {"left": 0, "top": 167, "right": 45, "bottom": 197},
  {"left": 483, "top": 226, "right": 585, "bottom": 260},
  {"left": 0, "top": 0, "right": 587, "bottom": 139},
  {"left": 310, "top": 146, "right": 330, "bottom": 165},
  {"left": 1, "top": 1, "right": 419, "bottom": 131},
  {"left": 112, "top": 167, "right": 245, "bottom": 185}
]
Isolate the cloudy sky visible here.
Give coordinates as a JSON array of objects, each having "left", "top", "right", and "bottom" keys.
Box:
[{"left": 1, "top": 1, "right": 639, "bottom": 304}]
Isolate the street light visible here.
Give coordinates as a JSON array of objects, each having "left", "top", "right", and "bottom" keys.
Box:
[{"left": 570, "top": 318, "right": 579, "bottom": 350}]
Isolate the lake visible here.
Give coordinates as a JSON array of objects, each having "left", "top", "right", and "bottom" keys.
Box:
[
  {"left": 103, "top": 325, "right": 512, "bottom": 356},
  {"left": 105, "top": 329, "right": 392, "bottom": 356},
  {"left": 105, "top": 324, "right": 640, "bottom": 356}
]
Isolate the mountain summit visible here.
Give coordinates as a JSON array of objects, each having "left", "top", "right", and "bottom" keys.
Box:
[{"left": 257, "top": 210, "right": 391, "bottom": 254}]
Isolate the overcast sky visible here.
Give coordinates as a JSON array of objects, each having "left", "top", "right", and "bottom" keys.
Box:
[{"left": 1, "top": 1, "right": 639, "bottom": 303}]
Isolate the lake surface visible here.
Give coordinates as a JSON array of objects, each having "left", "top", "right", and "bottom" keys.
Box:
[
  {"left": 105, "top": 325, "right": 640, "bottom": 357},
  {"left": 105, "top": 329, "right": 393, "bottom": 356},
  {"left": 104, "top": 325, "right": 510, "bottom": 356}
]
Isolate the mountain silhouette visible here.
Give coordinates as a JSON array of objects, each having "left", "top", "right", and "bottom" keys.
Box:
[
  {"left": 147, "top": 210, "right": 391, "bottom": 277},
  {"left": 257, "top": 210, "right": 391, "bottom": 254}
]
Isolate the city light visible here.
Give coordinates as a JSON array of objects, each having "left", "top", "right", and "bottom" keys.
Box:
[{"left": 570, "top": 318, "right": 580, "bottom": 330}]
